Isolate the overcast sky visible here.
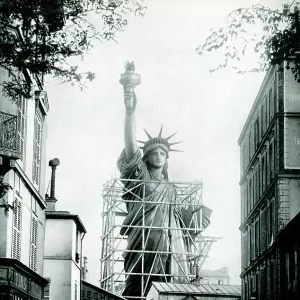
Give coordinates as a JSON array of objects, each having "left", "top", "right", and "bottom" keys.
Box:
[{"left": 45, "top": 0, "right": 285, "bottom": 286}]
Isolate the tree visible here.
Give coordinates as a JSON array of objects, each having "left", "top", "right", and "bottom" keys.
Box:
[
  {"left": 0, "top": 0, "right": 146, "bottom": 102},
  {"left": 196, "top": 1, "right": 300, "bottom": 81}
]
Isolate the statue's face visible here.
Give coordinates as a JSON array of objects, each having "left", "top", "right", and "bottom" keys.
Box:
[{"left": 146, "top": 148, "right": 167, "bottom": 169}]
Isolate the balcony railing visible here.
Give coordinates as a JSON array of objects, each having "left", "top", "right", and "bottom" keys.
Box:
[{"left": 0, "top": 111, "right": 22, "bottom": 159}]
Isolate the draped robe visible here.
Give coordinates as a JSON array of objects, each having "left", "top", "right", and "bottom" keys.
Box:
[{"left": 117, "top": 150, "right": 189, "bottom": 299}]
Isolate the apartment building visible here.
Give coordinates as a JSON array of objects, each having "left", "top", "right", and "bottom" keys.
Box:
[{"left": 238, "top": 64, "right": 300, "bottom": 299}]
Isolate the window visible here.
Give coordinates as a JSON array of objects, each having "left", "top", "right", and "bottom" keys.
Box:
[
  {"left": 247, "top": 227, "right": 250, "bottom": 266},
  {"left": 249, "top": 179, "right": 254, "bottom": 211},
  {"left": 243, "top": 144, "right": 247, "bottom": 172},
  {"left": 246, "top": 185, "right": 249, "bottom": 217},
  {"left": 257, "top": 160, "right": 261, "bottom": 199},
  {"left": 242, "top": 280, "right": 247, "bottom": 300},
  {"left": 241, "top": 192, "right": 245, "bottom": 222},
  {"left": 264, "top": 97, "right": 268, "bottom": 131},
  {"left": 242, "top": 231, "right": 247, "bottom": 268},
  {"left": 250, "top": 223, "right": 255, "bottom": 261},
  {"left": 255, "top": 218, "right": 260, "bottom": 258},
  {"left": 261, "top": 157, "right": 265, "bottom": 193},
  {"left": 249, "top": 131, "right": 253, "bottom": 161},
  {"left": 33, "top": 107, "right": 43, "bottom": 186},
  {"left": 267, "top": 262, "right": 272, "bottom": 299},
  {"left": 268, "top": 200, "right": 274, "bottom": 246},
  {"left": 254, "top": 167, "right": 258, "bottom": 204},
  {"left": 261, "top": 104, "right": 265, "bottom": 136},
  {"left": 17, "top": 97, "right": 27, "bottom": 161},
  {"left": 265, "top": 150, "right": 269, "bottom": 187},
  {"left": 243, "top": 187, "right": 247, "bottom": 220},
  {"left": 269, "top": 144, "right": 274, "bottom": 181},
  {"left": 260, "top": 266, "right": 267, "bottom": 299},
  {"left": 260, "top": 207, "right": 267, "bottom": 253},
  {"left": 254, "top": 117, "right": 260, "bottom": 150},
  {"left": 12, "top": 197, "right": 22, "bottom": 260},
  {"left": 273, "top": 79, "right": 277, "bottom": 114},
  {"left": 30, "top": 217, "right": 38, "bottom": 271},
  {"left": 247, "top": 183, "right": 251, "bottom": 215},
  {"left": 269, "top": 86, "right": 274, "bottom": 121},
  {"left": 252, "top": 274, "right": 257, "bottom": 295}
]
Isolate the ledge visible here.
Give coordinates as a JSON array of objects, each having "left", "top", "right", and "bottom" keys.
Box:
[{"left": 14, "top": 162, "right": 47, "bottom": 209}]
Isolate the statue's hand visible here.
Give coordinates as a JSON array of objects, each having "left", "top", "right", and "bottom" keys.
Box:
[{"left": 125, "top": 90, "right": 137, "bottom": 114}]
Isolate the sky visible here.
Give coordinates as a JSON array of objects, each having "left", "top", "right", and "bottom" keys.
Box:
[{"left": 44, "top": 0, "right": 285, "bottom": 286}]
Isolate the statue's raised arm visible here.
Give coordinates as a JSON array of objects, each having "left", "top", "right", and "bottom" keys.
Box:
[{"left": 119, "top": 62, "right": 141, "bottom": 162}]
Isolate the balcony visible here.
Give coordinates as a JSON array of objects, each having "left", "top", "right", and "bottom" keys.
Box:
[{"left": 0, "top": 111, "right": 22, "bottom": 160}]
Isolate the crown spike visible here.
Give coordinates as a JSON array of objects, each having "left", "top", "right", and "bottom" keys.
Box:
[
  {"left": 166, "top": 132, "right": 177, "bottom": 140},
  {"left": 169, "top": 149, "right": 184, "bottom": 152},
  {"left": 137, "top": 140, "right": 146, "bottom": 144},
  {"left": 144, "top": 129, "right": 152, "bottom": 139},
  {"left": 169, "top": 141, "right": 184, "bottom": 146},
  {"left": 158, "top": 124, "right": 163, "bottom": 138}
]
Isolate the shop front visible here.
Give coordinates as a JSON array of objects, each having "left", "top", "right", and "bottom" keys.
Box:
[{"left": 0, "top": 258, "right": 48, "bottom": 300}]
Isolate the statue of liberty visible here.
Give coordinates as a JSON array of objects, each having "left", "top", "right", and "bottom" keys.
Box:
[{"left": 117, "top": 62, "right": 211, "bottom": 299}]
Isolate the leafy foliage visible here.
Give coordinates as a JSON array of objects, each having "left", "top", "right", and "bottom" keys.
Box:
[
  {"left": 0, "top": 0, "right": 146, "bottom": 102},
  {"left": 0, "top": 175, "right": 13, "bottom": 216},
  {"left": 197, "top": 1, "right": 300, "bottom": 81}
]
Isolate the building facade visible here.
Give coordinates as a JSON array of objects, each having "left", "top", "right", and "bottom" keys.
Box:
[
  {"left": 238, "top": 64, "right": 300, "bottom": 300},
  {"left": 44, "top": 210, "right": 86, "bottom": 300},
  {"left": 0, "top": 25, "right": 50, "bottom": 298}
]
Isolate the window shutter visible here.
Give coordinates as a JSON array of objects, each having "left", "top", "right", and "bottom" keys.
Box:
[
  {"left": 30, "top": 217, "right": 38, "bottom": 271},
  {"left": 12, "top": 198, "right": 22, "bottom": 260},
  {"left": 33, "top": 108, "right": 42, "bottom": 186},
  {"left": 17, "top": 97, "right": 26, "bottom": 161}
]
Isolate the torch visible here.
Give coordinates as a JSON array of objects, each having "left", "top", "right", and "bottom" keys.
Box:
[{"left": 119, "top": 62, "right": 141, "bottom": 112}]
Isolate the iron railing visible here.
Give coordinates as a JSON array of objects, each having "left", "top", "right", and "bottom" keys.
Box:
[{"left": 0, "top": 111, "right": 21, "bottom": 159}]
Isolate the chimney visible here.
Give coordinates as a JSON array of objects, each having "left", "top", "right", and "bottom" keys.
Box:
[{"left": 46, "top": 158, "right": 60, "bottom": 211}]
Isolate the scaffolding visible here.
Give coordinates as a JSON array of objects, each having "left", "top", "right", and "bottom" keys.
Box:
[{"left": 100, "top": 178, "right": 220, "bottom": 299}]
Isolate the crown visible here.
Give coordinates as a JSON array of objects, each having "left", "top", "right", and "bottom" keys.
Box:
[{"left": 137, "top": 125, "right": 183, "bottom": 155}]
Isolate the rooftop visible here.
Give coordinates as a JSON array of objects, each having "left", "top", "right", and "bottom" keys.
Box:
[
  {"left": 151, "top": 282, "right": 241, "bottom": 296},
  {"left": 45, "top": 210, "right": 87, "bottom": 233}
]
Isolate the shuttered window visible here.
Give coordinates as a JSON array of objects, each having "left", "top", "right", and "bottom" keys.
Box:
[
  {"left": 33, "top": 107, "right": 42, "bottom": 186},
  {"left": 12, "top": 198, "right": 22, "bottom": 260},
  {"left": 17, "top": 97, "right": 26, "bottom": 161},
  {"left": 30, "top": 217, "right": 38, "bottom": 271}
]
